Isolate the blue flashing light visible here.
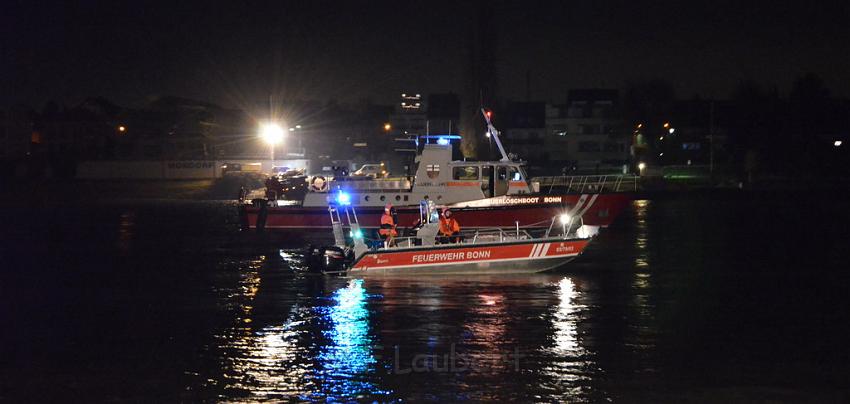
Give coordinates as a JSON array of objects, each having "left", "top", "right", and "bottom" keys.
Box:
[
  {"left": 351, "top": 228, "right": 363, "bottom": 239},
  {"left": 436, "top": 137, "right": 450, "bottom": 145},
  {"left": 336, "top": 190, "right": 351, "bottom": 206}
]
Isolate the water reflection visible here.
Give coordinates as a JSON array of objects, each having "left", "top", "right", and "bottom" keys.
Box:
[
  {"left": 205, "top": 271, "right": 388, "bottom": 401},
  {"left": 464, "top": 290, "right": 509, "bottom": 374},
  {"left": 315, "top": 279, "right": 387, "bottom": 399},
  {"left": 632, "top": 200, "right": 651, "bottom": 269},
  {"left": 539, "top": 276, "right": 597, "bottom": 399},
  {"left": 552, "top": 277, "right": 584, "bottom": 356},
  {"left": 212, "top": 259, "right": 316, "bottom": 400},
  {"left": 628, "top": 200, "right": 658, "bottom": 361}
]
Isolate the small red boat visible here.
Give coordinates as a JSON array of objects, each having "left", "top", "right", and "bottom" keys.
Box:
[
  {"left": 348, "top": 237, "right": 590, "bottom": 275},
  {"left": 306, "top": 201, "right": 593, "bottom": 276}
]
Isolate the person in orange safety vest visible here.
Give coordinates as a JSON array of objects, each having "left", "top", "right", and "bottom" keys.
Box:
[
  {"left": 379, "top": 203, "right": 398, "bottom": 246},
  {"left": 438, "top": 209, "right": 461, "bottom": 243}
]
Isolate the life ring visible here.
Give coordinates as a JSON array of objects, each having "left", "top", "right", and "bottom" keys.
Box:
[{"left": 310, "top": 175, "right": 328, "bottom": 192}]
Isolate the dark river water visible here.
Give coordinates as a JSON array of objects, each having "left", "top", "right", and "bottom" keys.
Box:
[{"left": 2, "top": 192, "right": 849, "bottom": 402}]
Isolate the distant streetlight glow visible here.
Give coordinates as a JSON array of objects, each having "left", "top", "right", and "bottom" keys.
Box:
[
  {"left": 117, "top": 125, "right": 126, "bottom": 132},
  {"left": 663, "top": 122, "right": 670, "bottom": 129},
  {"left": 835, "top": 140, "right": 843, "bottom": 147},
  {"left": 638, "top": 162, "right": 646, "bottom": 176},
  {"left": 384, "top": 123, "right": 391, "bottom": 131},
  {"left": 668, "top": 128, "right": 675, "bottom": 134},
  {"left": 260, "top": 121, "right": 285, "bottom": 171},
  {"left": 260, "top": 122, "right": 284, "bottom": 145}
]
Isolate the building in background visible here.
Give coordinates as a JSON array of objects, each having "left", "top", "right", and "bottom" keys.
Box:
[
  {"left": 501, "top": 102, "right": 546, "bottom": 167},
  {"left": 544, "top": 89, "right": 629, "bottom": 175}
]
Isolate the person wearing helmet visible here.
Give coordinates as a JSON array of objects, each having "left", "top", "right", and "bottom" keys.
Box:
[
  {"left": 438, "top": 208, "right": 461, "bottom": 243},
  {"left": 379, "top": 203, "right": 398, "bottom": 247}
]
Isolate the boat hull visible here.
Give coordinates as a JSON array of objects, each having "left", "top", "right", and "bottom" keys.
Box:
[
  {"left": 349, "top": 238, "right": 590, "bottom": 276},
  {"left": 243, "top": 192, "right": 631, "bottom": 230}
]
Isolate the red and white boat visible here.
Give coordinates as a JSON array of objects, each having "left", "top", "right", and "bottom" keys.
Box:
[
  {"left": 306, "top": 201, "right": 593, "bottom": 276},
  {"left": 348, "top": 237, "right": 591, "bottom": 276},
  {"left": 243, "top": 110, "right": 634, "bottom": 231}
]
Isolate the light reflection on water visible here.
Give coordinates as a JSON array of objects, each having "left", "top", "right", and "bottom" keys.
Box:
[
  {"left": 314, "top": 279, "right": 389, "bottom": 400},
  {"left": 199, "top": 270, "right": 609, "bottom": 401},
  {"left": 629, "top": 200, "right": 658, "bottom": 355},
  {"left": 632, "top": 199, "right": 651, "bottom": 269},
  {"left": 206, "top": 271, "right": 389, "bottom": 401},
  {"left": 552, "top": 277, "right": 585, "bottom": 357}
]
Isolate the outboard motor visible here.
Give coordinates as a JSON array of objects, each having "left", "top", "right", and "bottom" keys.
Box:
[{"left": 303, "top": 245, "right": 352, "bottom": 274}]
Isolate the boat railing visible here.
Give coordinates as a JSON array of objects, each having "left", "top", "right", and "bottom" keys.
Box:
[
  {"left": 468, "top": 228, "right": 532, "bottom": 243},
  {"left": 533, "top": 174, "right": 639, "bottom": 194},
  {"left": 319, "top": 177, "right": 413, "bottom": 193},
  {"left": 380, "top": 227, "right": 533, "bottom": 250}
]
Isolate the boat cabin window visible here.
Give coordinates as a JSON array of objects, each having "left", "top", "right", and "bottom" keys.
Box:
[
  {"left": 453, "top": 166, "right": 479, "bottom": 180},
  {"left": 481, "top": 166, "right": 493, "bottom": 194},
  {"left": 426, "top": 164, "right": 440, "bottom": 179},
  {"left": 509, "top": 166, "right": 522, "bottom": 181},
  {"left": 481, "top": 166, "right": 492, "bottom": 178},
  {"left": 498, "top": 166, "right": 508, "bottom": 181}
]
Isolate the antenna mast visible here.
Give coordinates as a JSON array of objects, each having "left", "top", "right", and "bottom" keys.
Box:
[{"left": 481, "top": 108, "right": 510, "bottom": 162}]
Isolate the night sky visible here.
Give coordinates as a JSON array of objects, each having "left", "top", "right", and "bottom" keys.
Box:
[{"left": 3, "top": 0, "right": 849, "bottom": 112}]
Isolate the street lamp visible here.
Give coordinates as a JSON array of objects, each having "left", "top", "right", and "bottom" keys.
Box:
[
  {"left": 260, "top": 122, "right": 285, "bottom": 170},
  {"left": 638, "top": 162, "right": 646, "bottom": 176}
]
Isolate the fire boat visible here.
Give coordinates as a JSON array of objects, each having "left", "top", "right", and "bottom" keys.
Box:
[
  {"left": 241, "top": 109, "right": 634, "bottom": 231},
  {"left": 304, "top": 200, "right": 594, "bottom": 276}
]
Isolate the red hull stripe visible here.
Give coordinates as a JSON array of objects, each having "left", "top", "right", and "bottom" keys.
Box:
[{"left": 351, "top": 240, "right": 588, "bottom": 271}]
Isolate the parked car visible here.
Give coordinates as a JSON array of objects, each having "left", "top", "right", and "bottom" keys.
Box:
[
  {"left": 222, "top": 162, "right": 263, "bottom": 175},
  {"left": 272, "top": 166, "right": 291, "bottom": 175},
  {"left": 221, "top": 163, "right": 243, "bottom": 175},
  {"left": 352, "top": 163, "right": 388, "bottom": 178}
]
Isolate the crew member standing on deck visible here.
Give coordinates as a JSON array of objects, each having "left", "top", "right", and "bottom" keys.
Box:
[
  {"left": 438, "top": 209, "right": 461, "bottom": 243},
  {"left": 379, "top": 203, "right": 398, "bottom": 247}
]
